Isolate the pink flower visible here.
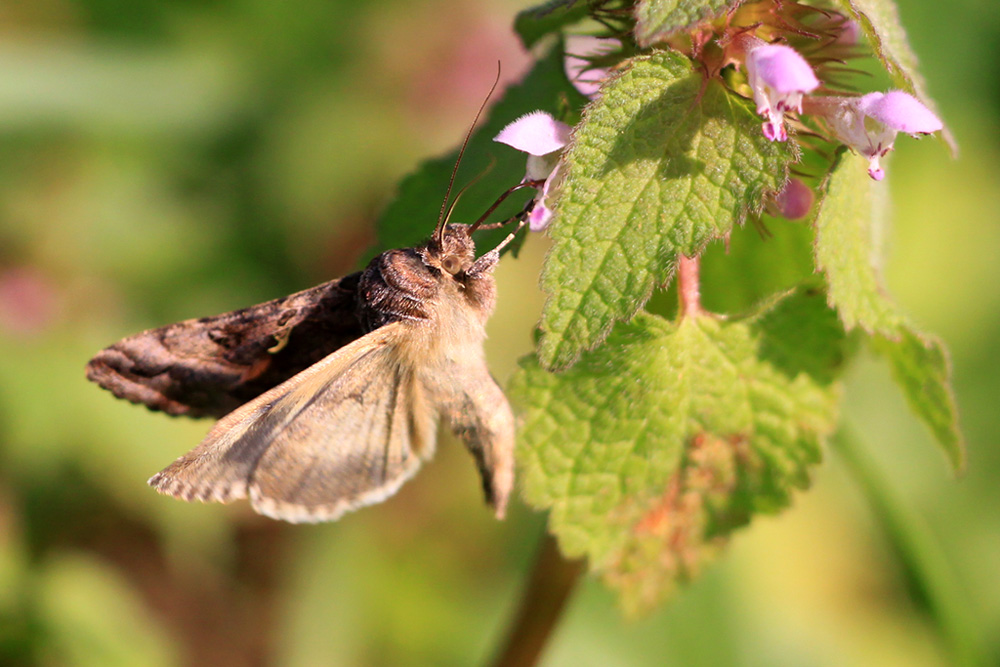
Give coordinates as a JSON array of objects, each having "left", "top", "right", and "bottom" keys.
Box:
[
  {"left": 835, "top": 19, "right": 861, "bottom": 45},
  {"left": 740, "top": 37, "right": 820, "bottom": 142},
  {"left": 564, "top": 36, "right": 619, "bottom": 98},
  {"left": 770, "top": 177, "right": 814, "bottom": 219},
  {"left": 0, "top": 267, "right": 61, "bottom": 336},
  {"left": 494, "top": 111, "right": 572, "bottom": 231},
  {"left": 805, "top": 91, "right": 943, "bottom": 180}
]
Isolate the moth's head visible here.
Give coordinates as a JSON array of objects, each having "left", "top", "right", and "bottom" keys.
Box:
[{"left": 424, "top": 224, "right": 476, "bottom": 277}]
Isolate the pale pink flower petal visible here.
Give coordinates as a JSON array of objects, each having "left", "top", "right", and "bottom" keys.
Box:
[
  {"left": 750, "top": 44, "right": 820, "bottom": 94},
  {"left": 743, "top": 40, "right": 820, "bottom": 142},
  {"left": 805, "top": 91, "right": 942, "bottom": 181},
  {"left": 494, "top": 111, "right": 572, "bottom": 232},
  {"left": 564, "top": 35, "right": 618, "bottom": 98},
  {"left": 528, "top": 202, "right": 554, "bottom": 231},
  {"left": 835, "top": 19, "right": 861, "bottom": 45},
  {"left": 493, "top": 111, "right": 571, "bottom": 156},
  {"left": 524, "top": 151, "right": 561, "bottom": 182},
  {"left": 857, "top": 90, "right": 943, "bottom": 135},
  {"left": 867, "top": 157, "right": 886, "bottom": 181}
]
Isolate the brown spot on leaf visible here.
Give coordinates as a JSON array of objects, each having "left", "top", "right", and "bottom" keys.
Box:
[{"left": 604, "top": 431, "right": 755, "bottom": 616}]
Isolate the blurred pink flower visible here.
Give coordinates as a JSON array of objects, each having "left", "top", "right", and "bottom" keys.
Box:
[
  {"left": 494, "top": 111, "right": 572, "bottom": 231},
  {"left": 835, "top": 19, "right": 862, "bottom": 45},
  {"left": 770, "top": 177, "right": 814, "bottom": 219},
  {"left": 740, "top": 37, "right": 820, "bottom": 142},
  {"left": 0, "top": 267, "right": 60, "bottom": 336},
  {"left": 564, "top": 36, "right": 619, "bottom": 98},
  {"left": 805, "top": 90, "right": 943, "bottom": 180}
]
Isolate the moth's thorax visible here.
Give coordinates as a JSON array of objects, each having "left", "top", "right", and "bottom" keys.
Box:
[{"left": 357, "top": 224, "right": 496, "bottom": 338}]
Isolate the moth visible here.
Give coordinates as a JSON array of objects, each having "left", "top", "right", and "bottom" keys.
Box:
[{"left": 87, "top": 97, "right": 537, "bottom": 523}]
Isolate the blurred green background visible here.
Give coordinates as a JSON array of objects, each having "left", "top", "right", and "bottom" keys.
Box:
[{"left": 0, "top": 1, "right": 997, "bottom": 665}]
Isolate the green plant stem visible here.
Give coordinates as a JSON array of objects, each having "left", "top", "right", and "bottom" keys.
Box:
[
  {"left": 834, "top": 424, "right": 984, "bottom": 666},
  {"left": 490, "top": 532, "right": 585, "bottom": 667}
]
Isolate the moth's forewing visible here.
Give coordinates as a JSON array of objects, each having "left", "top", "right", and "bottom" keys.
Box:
[
  {"left": 86, "top": 273, "right": 363, "bottom": 418},
  {"left": 250, "top": 354, "right": 436, "bottom": 522},
  {"left": 149, "top": 323, "right": 439, "bottom": 523}
]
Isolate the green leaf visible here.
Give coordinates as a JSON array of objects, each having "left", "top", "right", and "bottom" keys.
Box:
[
  {"left": 511, "top": 288, "right": 843, "bottom": 615},
  {"left": 634, "top": 0, "right": 741, "bottom": 46},
  {"left": 699, "top": 218, "right": 817, "bottom": 316},
  {"left": 813, "top": 151, "right": 901, "bottom": 334},
  {"left": 833, "top": 0, "right": 955, "bottom": 153},
  {"left": 813, "top": 151, "right": 965, "bottom": 470},
  {"left": 373, "top": 47, "right": 577, "bottom": 257},
  {"left": 872, "top": 330, "right": 965, "bottom": 472},
  {"left": 538, "top": 51, "right": 796, "bottom": 370},
  {"left": 514, "top": 0, "right": 589, "bottom": 49}
]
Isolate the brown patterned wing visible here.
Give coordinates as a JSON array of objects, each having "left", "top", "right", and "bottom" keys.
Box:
[
  {"left": 148, "top": 322, "right": 438, "bottom": 523},
  {"left": 86, "top": 273, "right": 363, "bottom": 418}
]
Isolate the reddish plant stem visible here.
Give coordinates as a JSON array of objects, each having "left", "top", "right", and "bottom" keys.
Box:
[
  {"left": 490, "top": 533, "right": 585, "bottom": 667},
  {"left": 678, "top": 254, "right": 702, "bottom": 317}
]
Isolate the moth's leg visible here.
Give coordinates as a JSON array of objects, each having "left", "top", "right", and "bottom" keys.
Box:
[
  {"left": 468, "top": 219, "right": 527, "bottom": 276},
  {"left": 467, "top": 179, "right": 543, "bottom": 234}
]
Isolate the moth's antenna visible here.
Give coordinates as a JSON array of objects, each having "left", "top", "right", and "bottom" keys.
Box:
[
  {"left": 443, "top": 156, "right": 496, "bottom": 227},
  {"left": 434, "top": 62, "right": 503, "bottom": 246},
  {"left": 468, "top": 178, "right": 544, "bottom": 234}
]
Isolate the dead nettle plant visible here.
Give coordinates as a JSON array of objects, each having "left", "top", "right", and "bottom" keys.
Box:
[{"left": 376, "top": 0, "right": 962, "bottom": 657}]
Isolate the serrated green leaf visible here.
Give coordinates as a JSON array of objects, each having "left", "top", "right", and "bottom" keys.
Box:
[
  {"left": 872, "top": 329, "right": 965, "bottom": 472},
  {"left": 832, "top": 0, "right": 955, "bottom": 154},
  {"left": 813, "top": 151, "right": 901, "bottom": 333},
  {"left": 373, "top": 47, "right": 576, "bottom": 257},
  {"left": 813, "top": 151, "right": 965, "bottom": 470},
  {"left": 634, "top": 0, "right": 741, "bottom": 46},
  {"left": 754, "top": 287, "right": 852, "bottom": 385},
  {"left": 837, "top": 0, "right": 923, "bottom": 93},
  {"left": 511, "top": 288, "right": 843, "bottom": 614},
  {"left": 538, "top": 51, "right": 796, "bottom": 370},
  {"left": 514, "top": 0, "right": 590, "bottom": 49}
]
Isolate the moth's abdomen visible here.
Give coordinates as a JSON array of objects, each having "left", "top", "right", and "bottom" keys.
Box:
[{"left": 357, "top": 248, "right": 439, "bottom": 331}]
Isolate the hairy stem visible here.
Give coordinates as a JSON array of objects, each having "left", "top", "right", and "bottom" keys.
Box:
[
  {"left": 490, "top": 532, "right": 585, "bottom": 667},
  {"left": 678, "top": 254, "right": 702, "bottom": 317}
]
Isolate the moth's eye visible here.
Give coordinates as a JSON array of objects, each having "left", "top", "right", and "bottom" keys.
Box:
[{"left": 441, "top": 255, "right": 462, "bottom": 275}]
